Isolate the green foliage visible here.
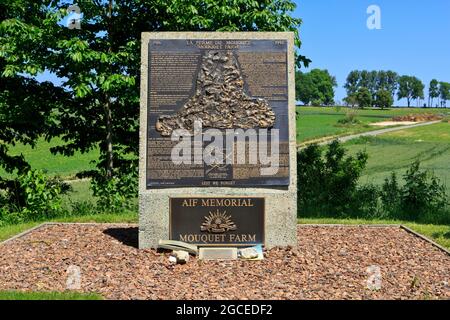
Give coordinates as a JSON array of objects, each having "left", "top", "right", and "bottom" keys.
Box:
[
  {"left": 298, "top": 141, "right": 449, "bottom": 223},
  {"left": 297, "top": 141, "right": 368, "bottom": 217},
  {"left": 68, "top": 200, "right": 97, "bottom": 217},
  {"left": 295, "top": 69, "right": 337, "bottom": 106},
  {"left": 397, "top": 75, "right": 424, "bottom": 107},
  {"left": 344, "top": 70, "right": 398, "bottom": 103},
  {"left": 355, "top": 87, "right": 372, "bottom": 109},
  {"left": 374, "top": 89, "right": 393, "bottom": 109},
  {"left": 90, "top": 165, "right": 138, "bottom": 213},
  {"left": 337, "top": 109, "right": 360, "bottom": 125},
  {"left": 0, "top": 170, "right": 67, "bottom": 224},
  {"left": 380, "top": 172, "right": 401, "bottom": 217},
  {"left": 428, "top": 79, "right": 439, "bottom": 107},
  {"left": 439, "top": 82, "right": 450, "bottom": 107},
  {"left": 379, "top": 162, "right": 449, "bottom": 223},
  {"left": 399, "top": 161, "right": 448, "bottom": 221}
]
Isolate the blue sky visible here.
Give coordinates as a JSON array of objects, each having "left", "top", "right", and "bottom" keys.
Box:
[{"left": 293, "top": 0, "right": 450, "bottom": 105}]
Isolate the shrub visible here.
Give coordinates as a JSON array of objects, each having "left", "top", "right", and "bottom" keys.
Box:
[
  {"left": 297, "top": 141, "right": 368, "bottom": 217},
  {"left": 379, "top": 162, "right": 449, "bottom": 223},
  {"left": 90, "top": 165, "right": 138, "bottom": 213},
  {"left": 354, "top": 183, "right": 382, "bottom": 218},
  {"left": 67, "top": 200, "right": 97, "bottom": 217},
  {"left": 297, "top": 143, "right": 449, "bottom": 223},
  {"left": 380, "top": 172, "right": 402, "bottom": 218},
  {"left": 399, "top": 161, "right": 448, "bottom": 220},
  {"left": 337, "top": 109, "right": 360, "bottom": 125},
  {"left": 0, "top": 169, "right": 67, "bottom": 224}
]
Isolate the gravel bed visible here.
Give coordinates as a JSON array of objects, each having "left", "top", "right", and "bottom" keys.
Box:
[{"left": 0, "top": 224, "right": 448, "bottom": 300}]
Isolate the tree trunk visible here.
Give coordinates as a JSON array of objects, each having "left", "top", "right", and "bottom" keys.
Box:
[
  {"left": 105, "top": 98, "right": 113, "bottom": 177},
  {"left": 407, "top": 97, "right": 410, "bottom": 107},
  {"left": 104, "top": 0, "right": 114, "bottom": 178}
]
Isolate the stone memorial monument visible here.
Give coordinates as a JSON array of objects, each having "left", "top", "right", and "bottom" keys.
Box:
[{"left": 139, "top": 32, "right": 297, "bottom": 249}]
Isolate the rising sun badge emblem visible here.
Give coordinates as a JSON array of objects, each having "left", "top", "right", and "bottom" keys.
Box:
[{"left": 200, "top": 209, "right": 237, "bottom": 233}]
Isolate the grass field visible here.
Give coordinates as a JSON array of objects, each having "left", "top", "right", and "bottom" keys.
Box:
[
  {"left": 299, "top": 218, "right": 450, "bottom": 250},
  {"left": 296, "top": 106, "right": 449, "bottom": 142},
  {"left": 344, "top": 122, "right": 450, "bottom": 192},
  {"left": 0, "top": 137, "right": 99, "bottom": 179},
  {"left": 0, "top": 291, "right": 102, "bottom": 300}
]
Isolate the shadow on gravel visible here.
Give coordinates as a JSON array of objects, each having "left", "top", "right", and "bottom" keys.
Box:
[{"left": 103, "top": 227, "right": 138, "bottom": 248}]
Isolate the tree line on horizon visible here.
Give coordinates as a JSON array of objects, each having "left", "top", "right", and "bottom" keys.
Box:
[{"left": 296, "top": 69, "right": 450, "bottom": 109}]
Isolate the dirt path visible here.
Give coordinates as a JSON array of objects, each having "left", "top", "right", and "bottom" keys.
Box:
[{"left": 298, "top": 120, "right": 441, "bottom": 148}]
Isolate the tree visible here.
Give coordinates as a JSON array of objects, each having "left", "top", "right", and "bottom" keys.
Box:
[
  {"left": 429, "top": 79, "right": 439, "bottom": 107},
  {"left": 358, "top": 70, "right": 371, "bottom": 92},
  {"left": 295, "top": 71, "right": 316, "bottom": 105},
  {"left": 0, "top": 2, "right": 69, "bottom": 178},
  {"left": 1, "top": 0, "right": 309, "bottom": 202},
  {"left": 355, "top": 87, "right": 372, "bottom": 109},
  {"left": 374, "top": 89, "right": 393, "bottom": 109},
  {"left": 385, "top": 71, "right": 399, "bottom": 98},
  {"left": 367, "top": 70, "right": 378, "bottom": 98},
  {"left": 295, "top": 69, "right": 337, "bottom": 106},
  {"left": 439, "top": 82, "right": 450, "bottom": 108},
  {"left": 397, "top": 76, "right": 424, "bottom": 107},
  {"left": 344, "top": 70, "right": 360, "bottom": 96},
  {"left": 345, "top": 70, "right": 398, "bottom": 106}
]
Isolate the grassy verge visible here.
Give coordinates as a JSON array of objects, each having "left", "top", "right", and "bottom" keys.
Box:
[
  {"left": 0, "top": 291, "right": 102, "bottom": 300},
  {"left": 299, "top": 218, "right": 450, "bottom": 250},
  {"left": 0, "top": 212, "right": 138, "bottom": 242}
]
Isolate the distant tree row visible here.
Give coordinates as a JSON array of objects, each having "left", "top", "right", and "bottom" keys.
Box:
[
  {"left": 429, "top": 80, "right": 450, "bottom": 108},
  {"left": 344, "top": 70, "right": 450, "bottom": 108},
  {"left": 295, "top": 69, "right": 337, "bottom": 106}
]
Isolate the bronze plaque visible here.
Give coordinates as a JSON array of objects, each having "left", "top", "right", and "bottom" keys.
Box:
[
  {"left": 146, "top": 39, "right": 289, "bottom": 187},
  {"left": 170, "top": 197, "right": 264, "bottom": 246}
]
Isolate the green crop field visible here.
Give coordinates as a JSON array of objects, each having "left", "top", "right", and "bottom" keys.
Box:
[
  {"left": 296, "top": 106, "right": 449, "bottom": 142},
  {"left": 343, "top": 122, "right": 450, "bottom": 192}
]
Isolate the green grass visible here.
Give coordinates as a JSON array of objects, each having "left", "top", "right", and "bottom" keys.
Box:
[
  {"left": 299, "top": 218, "right": 450, "bottom": 250},
  {"left": 344, "top": 122, "right": 450, "bottom": 192},
  {"left": 0, "top": 137, "right": 99, "bottom": 179},
  {"left": 0, "top": 221, "right": 41, "bottom": 242},
  {"left": 0, "top": 211, "right": 138, "bottom": 242},
  {"left": 296, "top": 106, "right": 450, "bottom": 143},
  {"left": 0, "top": 291, "right": 102, "bottom": 300}
]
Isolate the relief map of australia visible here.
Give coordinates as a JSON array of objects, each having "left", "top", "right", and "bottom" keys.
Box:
[{"left": 147, "top": 39, "right": 290, "bottom": 187}]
